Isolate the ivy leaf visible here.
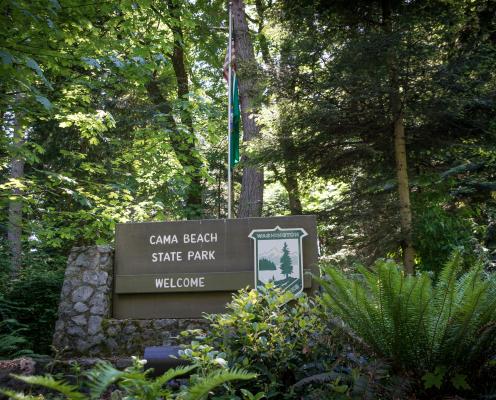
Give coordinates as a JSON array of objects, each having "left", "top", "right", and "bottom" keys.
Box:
[
  {"left": 422, "top": 366, "right": 446, "bottom": 389},
  {"left": 35, "top": 95, "right": 52, "bottom": 110},
  {"left": 450, "top": 374, "right": 470, "bottom": 390},
  {"left": 25, "top": 57, "right": 53, "bottom": 90}
]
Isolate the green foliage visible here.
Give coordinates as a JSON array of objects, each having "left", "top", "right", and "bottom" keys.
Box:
[
  {"left": 0, "top": 295, "right": 33, "bottom": 359},
  {"left": 0, "top": 318, "right": 32, "bottom": 360},
  {"left": 182, "top": 368, "right": 257, "bottom": 400},
  {"left": 318, "top": 251, "right": 496, "bottom": 392},
  {"left": 3, "top": 357, "right": 256, "bottom": 400},
  {"left": 3, "top": 270, "right": 64, "bottom": 355},
  {"left": 11, "top": 374, "right": 86, "bottom": 400},
  {"left": 0, "top": 239, "right": 65, "bottom": 356},
  {"left": 413, "top": 191, "right": 481, "bottom": 274},
  {"left": 201, "top": 287, "right": 332, "bottom": 396},
  {"left": 256, "top": 0, "right": 496, "bottom": 264},
  {"left": 181, "top": 286, "right": 401, "bottom": 399}
]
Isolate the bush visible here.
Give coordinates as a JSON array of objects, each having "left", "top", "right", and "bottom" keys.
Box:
[
  {"left": 181, "top": 285, "right": 394, "bottom": 399},
  {"left": 413, "top": 199, "right": 479, "bottom": 274},
  {"left": 319, "top": 251, "right": 496, "bottom": 393}
]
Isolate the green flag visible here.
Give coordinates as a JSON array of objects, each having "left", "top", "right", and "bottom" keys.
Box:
[{"left": 231, "top": 73, "right": 240, "bottom": 169}]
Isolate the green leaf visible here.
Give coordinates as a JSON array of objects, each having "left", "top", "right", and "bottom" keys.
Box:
[
  {"left": 25, "top": 57, "right": 53, "bottom": 90},
  {"left": 82, "top": 57, "right": 101, "bottom": 69},
  {"left": 0, "top": 388, "right": 40, "bottom": 399},
  {"left": 11, "top": 374, "right": 86, "bottom": 400},
  {"left": 49, "top": 0, "right": 61, "bottom": 10},
  {"left": 86, "top": 362, "right": 125, "bottom": 398},
  {"left": 35, "top": 95, "right": 52, "bottom": 110},
  {"left": 422, "top": 366, "right": 446, "bottom": 389},
  {"left": 0, "top": 50, "right": 14, "bottom": 65},
  {"left": 332, "top": 384, "right": 348, "bottom": 394},
  {"left": 181, "top": 368, "right": 256, "bottom": 400},
  {"left": 450, "top": 373, "right": 470, "bottom": 390}
]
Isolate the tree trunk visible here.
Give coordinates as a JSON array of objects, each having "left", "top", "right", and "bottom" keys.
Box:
[
  {"left": 270, "top": 160, "right": 302, "bottom": 215},
  {"left": 232, "top": 0, "right": 264, "bottom": 218},
  {"left": 382, "top": 0, "right": 415, "bottom": 273},
  {"left": 284, "top": 165, "right": 303, "bottom": 215},
  {"left": 166, "top": 0, "right": 203, "bottom": 219},
  {"left": 7, "top": 110, "right": 25, "bottom": 279},
  {"left": 279, "top": 44, "right": 303, "bottom": 216}
]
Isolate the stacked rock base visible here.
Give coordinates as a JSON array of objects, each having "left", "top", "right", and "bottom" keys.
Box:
[{"left": 52, "top": 246, "right": 208, "bottom": 357}]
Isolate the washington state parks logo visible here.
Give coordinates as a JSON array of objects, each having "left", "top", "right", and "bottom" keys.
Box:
[{"left": 249, "top": 226, "right": 307, "bottom": 295}]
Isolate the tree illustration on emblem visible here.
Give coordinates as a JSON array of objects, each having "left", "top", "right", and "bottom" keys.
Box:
[{"left": 279, "top": 242, "right": 293, "bottom": 279}]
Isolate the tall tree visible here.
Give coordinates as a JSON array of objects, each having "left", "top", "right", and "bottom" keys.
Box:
[
  {"left": 382, "top": 0, "right": 415, "bottom": 273},
  {"left": 269, "top": 0, "right": 495, "bottom": 267},
  {"left": 166, "top": 0, "right": 204, "bottom": 219},
  {"left": 254, "top": 0, "right": 303, "bottom": 215},
  {"left": 148, "top": 1, "right": 205, "bottom": 219},
  {"left": 232, "top": 0, "right": 264, "bottom": 218},
  {"left": 6, "top": 108, "right": 25, "bottom": 278}
]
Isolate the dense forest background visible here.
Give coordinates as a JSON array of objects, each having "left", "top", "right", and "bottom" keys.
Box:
[{"left": 1, "top": 0, "right": 495, "bottom": 355}]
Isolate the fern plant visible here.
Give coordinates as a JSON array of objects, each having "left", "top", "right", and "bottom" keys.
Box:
[
  {"left": 0, "top": 295, "right": 33, "bottom": 359},
  {"left": 318, "top": 251, "right": 496, "bottom": 384},
  {"left": 0, "top": 357, "right": 256, "bottom": 400}
]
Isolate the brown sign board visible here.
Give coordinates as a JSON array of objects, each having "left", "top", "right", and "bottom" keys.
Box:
[{"left": 113, "top": 216, "right": 319, "bottom": 318}]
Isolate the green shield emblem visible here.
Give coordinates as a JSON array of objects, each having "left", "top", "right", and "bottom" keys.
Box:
[{"left": 249, "top": 226, "right": 307, "bottom": 295}]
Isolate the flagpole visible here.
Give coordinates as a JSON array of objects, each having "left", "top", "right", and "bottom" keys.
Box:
[{"left": 227, "top": 1, "right": 233, "bottom": 219}]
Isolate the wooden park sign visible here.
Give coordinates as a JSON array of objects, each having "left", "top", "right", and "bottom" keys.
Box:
[{"left": 113, "top": 215, "right": 319, "bottom": 318}]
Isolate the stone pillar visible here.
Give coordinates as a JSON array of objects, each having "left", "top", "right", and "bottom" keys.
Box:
[
  {"left": 53, "top": 245, "right": 209, "bottom": 358},
  {"left": 52, "top": 245, "right": 113, "bottom": 356}
]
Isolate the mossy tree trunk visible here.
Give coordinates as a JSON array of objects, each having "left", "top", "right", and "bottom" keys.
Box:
[{"left": 233, "top": 0, "right": 264, "bottom": 218}]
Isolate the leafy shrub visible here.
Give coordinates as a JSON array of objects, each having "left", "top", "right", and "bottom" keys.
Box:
[
  {"left": 413, "top": 198, "right": 479, "bottom": 274},
  {"left": 319, "top": 252, "right": 496, "bottom": 392},
  {"left": 0, "top": 357, "right": 255, "bottom": 399},
  {"left": 202, "top": 286, "right": 335, "bottom": 397},
  {"left": 182, "top": 285, "right": 394, "bottom": 399}
]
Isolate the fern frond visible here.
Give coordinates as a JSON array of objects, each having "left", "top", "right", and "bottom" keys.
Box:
[
  {"left": 292, "top": 371, "right": 350, "bottom": 389},
  {"left": 319, "top": 253, "right": 496, "bottom": 379},
  {"left": 468, "top": 322, "right": 496, "bottom": 367},
  {"left": 11, "top": 374, "right": 86, "bottom": 400},
  {"left": 318, "top": 268, "right": 356, "bottom": 321},
  {"left": 428, "top": 251, "right": 462, "bottom": 364},
  {"left": 440, "top": 281, "right": 488, "bottom": 365},
  {"left": 180, "top": 368, "right": 256, "bottom": 400},
  {"left": 86, "top": 362, "right": 126, "bottom": 399},
  {"left": 0, "top": 388, "right": 41, "bottom": 399},
  {"left": 0, "top": 334, "right": 28, "bottom": 350},
  {"left": 154, "top": 364, "right": 197, "bottom": 386},
  {"left": 149, "top": 364, "right": 198, "bottom": 393}
]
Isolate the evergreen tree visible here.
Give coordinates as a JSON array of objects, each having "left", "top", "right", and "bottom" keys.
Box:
[
  {"left": 279, "top": 242, "right": 293, "bottom": 279},
  {"left": 261, "top": 0, "right": 496, "bottom": 268},
  {"left": 259, "top": 258, "right": 276, "bottom": 271}
]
